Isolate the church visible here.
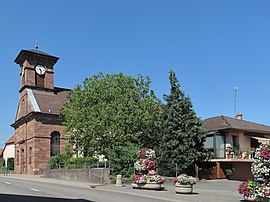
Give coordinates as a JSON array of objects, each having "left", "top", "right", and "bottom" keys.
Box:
[{"left": 11, "top": 49, "right": 70, "bottom": 175}]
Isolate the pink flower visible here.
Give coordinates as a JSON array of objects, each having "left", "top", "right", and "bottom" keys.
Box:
[
  {"left": 172, "top": 177, "right": 178, "bottom": 185},
  {"left": 260, "top": 149, "right": 270, "bottom": 159},
  {"left": 264, "top": 190, "right": 270, "bottom": 197}
]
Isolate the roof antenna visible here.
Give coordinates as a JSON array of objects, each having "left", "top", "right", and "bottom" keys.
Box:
[
  {"left": 233, "top": 87, "right": 240, "bottom": 117},
  {"left": 35, "top": 41, "right": 39, "bottom": 49}
]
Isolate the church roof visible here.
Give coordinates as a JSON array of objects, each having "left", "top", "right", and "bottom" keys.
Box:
[
  {"left": 31, "top": 88, "right": 69, "bottom": 114},
  {"left": 203, "top": 115, "right": 270, "bottom": 134},
  {"left": 24, "top": 49, "right": 59, "bottom": 59},
  {"left": 14, "top": 49, "right": 59, "bottom": 65}
]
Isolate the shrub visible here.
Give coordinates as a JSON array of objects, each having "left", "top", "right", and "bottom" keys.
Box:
[
  {"left": 48, "top": 154, "right": 69, "bottom": 169},
  {"left": 0, "top": 158, "right": 4, "bottom": 169},
  {"left": 65, "top": 157, "right": 98, "bottom": 169},
  {"left": 106, "top": 143, "right": 138, "bottom": 177},
  {"left": 7, "top": 158, "right": 14, "bottom": 170},
  {"left": 48, "top": 154, "right": 98, "bottom": 169}
]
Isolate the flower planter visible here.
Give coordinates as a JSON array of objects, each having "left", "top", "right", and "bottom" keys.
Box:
[
  {"left": 132, "top": 182, "right": 163, "bottom": 190},
  {"left": 175, "top": 182, "right": 193, "bottom": 194},
  {"left": 257, "top": 197, "right": 270, "bottom": 202},
  {"left": 227, "top": 154, "right": 233, "bottom": 159},
  {"left": 243, "top": 195, "right": 256, "bottom": 201}
]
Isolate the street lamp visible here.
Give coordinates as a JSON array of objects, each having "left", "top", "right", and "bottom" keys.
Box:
[{"left": 233, "top": 87, "right": 239, "bottom": 117}]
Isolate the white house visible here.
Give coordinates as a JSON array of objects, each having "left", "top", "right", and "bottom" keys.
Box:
[{"left": 3, "top": 135, "right": 15, "bottom": 167}]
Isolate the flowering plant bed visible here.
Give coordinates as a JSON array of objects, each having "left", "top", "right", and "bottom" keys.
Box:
[
  {"left": 132, "top": 174, "right": 165, "bottom": 184},
  {"left": 238, "top": 180, "right": 256, "bottom": 200},
  {"left": 131, "top": 148, "right": 165, "bottom": 190},
  {"left": 172, "top": 174, "right": 197, "bottom": 194},
  {"left": 134, "top": 159, "right": 157, "bottom": 172},
  {"left": 238, "top": 143, "right": 270, "bottom": 201},
  {"left": 172, "top": 174, "right": 197, "bottom": 186},
  {"left": 131, "top": 182, "right": 163, "bottom": 190}
]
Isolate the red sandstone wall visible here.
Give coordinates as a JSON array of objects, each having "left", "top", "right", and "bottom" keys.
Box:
[{"left": 14, "top": 118, "right": 69, "bottom": 175}]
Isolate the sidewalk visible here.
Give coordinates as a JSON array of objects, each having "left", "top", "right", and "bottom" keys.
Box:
[
  {"left": 3, "top": 174, "right": 244, "bottom": 202},
  {"left": 96, "top": 180, "right": 243, "bottom": 202}
]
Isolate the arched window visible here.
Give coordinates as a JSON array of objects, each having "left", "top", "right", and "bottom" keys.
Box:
[{"left": 50, "top": 132, "right": 60, "bottom": 157}]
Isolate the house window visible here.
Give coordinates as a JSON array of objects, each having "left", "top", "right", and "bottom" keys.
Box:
[
  {"left": 215, "top": 135, "right": 225, "bottom": 159},
  {"left": 232, "top": 135, "right": 239, "bottom": 148},
  {"left": 204, "top": 135, "right": 214, "bottom": 149},
  {"left": 204, "top": 132, "right": 226, "bottom": 159},
  {"left": 50, "top": 132, "right": 60, "bottom": 157}
]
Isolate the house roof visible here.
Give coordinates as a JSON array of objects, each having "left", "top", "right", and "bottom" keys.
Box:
[
  {"left": 31, "top": 89, "right": 69, "bottom": 114},
  {"left": 203, "top": 115, "right": 270, "bottom": 134},
  {"left": 5, "top": 135, "right": 15, "bottom": 145}
]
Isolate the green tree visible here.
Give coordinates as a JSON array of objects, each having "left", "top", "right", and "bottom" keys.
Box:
[
  {"left": 107, "top": 143, "right": 139, "bottom": 177},
  {"left": 60, "top": 72, "right": 162, "bottom": 174},
  {"left": 158, "top": 70, "right": 206, "bottom": 176}
]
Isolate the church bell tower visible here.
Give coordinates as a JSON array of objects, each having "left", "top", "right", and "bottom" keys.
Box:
[{"left": 14, "top": 49, "right": 59, "bottom": 92}]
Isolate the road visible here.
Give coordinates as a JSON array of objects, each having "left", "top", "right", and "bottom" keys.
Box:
[
  {"left": 0, "top": 176, "right": 171, "bottom": 202},
  {"left": 0, "top": 175, "right": 244, "bottom": 202}
]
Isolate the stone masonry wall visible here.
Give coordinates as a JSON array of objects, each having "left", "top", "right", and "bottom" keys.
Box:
[
  {"left": 43, "top": 168, "right": 111, "bottom": 184},
  {"left": 14, "top": 117, "right": 69, "bottom": 175}
]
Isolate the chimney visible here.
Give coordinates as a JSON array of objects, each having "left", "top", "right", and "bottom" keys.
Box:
[{"left": 235, "top": 112, "right": 243, "bottom": 120}]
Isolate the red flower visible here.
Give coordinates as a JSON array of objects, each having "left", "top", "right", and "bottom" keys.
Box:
[
  {"left": 133, "top": 175, "right": 141, "bottom": 182},
  {"left": 264, "top": 190, "right": 270, "bottom": 197},
  {"left": 172, "top": 177, "right": 178, "bottom": 185}
]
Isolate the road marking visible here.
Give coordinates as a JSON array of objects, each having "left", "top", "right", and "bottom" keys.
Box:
[
  {"left": 30, "top": 188, "right": 40, "bottom": 192},
  {"left": 5, "top": 182, "right": 11, "bottom": 185}
]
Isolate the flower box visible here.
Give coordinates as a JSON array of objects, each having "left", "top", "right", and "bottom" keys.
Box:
[
  {"left": 131, "top": 182, "right": 163, "bottom": 190},
  {"left": 172, "top": 174, "right": 197, "bottom": 194},
  {"left": 175, "top": 183, "right": 193, "bottom": 194}
]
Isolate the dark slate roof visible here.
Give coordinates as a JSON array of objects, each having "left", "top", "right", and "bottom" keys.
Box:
[
  {"left": 14, "top": 49, "right": 59, "bottom": 64},
  {"left": 32, "top": 89, "right": 69, "bottom": 114},
  {"left": 203, "top": 115, "right": 270, "bottom": 134},
  {"left": 24, "top": 49, "right": 59, "bottom": 59}
]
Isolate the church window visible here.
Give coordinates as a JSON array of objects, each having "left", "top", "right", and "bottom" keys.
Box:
[
  {"left": 29, "top": 147, "right": 32, "bottom": 164},
  {"left": 16, "top": 150, "right": 19, "bottom": 165},
  {"left": 50, "top": 132, "right": 60, "bottom": 157}
]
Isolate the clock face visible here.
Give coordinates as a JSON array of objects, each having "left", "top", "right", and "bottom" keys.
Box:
[
  {"left": 21, "top": 67, "right": 25, "bottom": 76},
  {"left": 35, "top": 65, "right": 46, "bottom": 75}
]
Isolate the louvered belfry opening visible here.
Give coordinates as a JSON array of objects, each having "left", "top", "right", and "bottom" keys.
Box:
[{"left": 35, "top": 73, "right": 45, "bottom": 87}]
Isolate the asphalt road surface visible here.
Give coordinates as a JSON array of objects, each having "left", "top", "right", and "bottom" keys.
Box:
[
  {"left": 0, "top": 176, "right": 171, "bottom": 202},
  {"left": 0, "top": 175, "right": 245, "bottom": 202}
]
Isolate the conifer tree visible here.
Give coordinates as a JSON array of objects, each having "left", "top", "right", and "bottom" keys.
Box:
[{"left": 158, "top": 70, "right": 206, "bottom": 176}]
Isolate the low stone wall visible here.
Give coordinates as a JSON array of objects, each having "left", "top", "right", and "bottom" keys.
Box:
[{"left": 43, "top": 168, "right": 110, "bottom": 184}]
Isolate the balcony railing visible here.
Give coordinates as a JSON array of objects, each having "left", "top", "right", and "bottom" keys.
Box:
[{"left": 205, "top": 147, "right": 256, "bottom": 160}]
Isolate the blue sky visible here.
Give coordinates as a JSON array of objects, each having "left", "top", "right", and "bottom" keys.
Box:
[{"left": 1, "top": 0, "right": 270, "bottom": 146}]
